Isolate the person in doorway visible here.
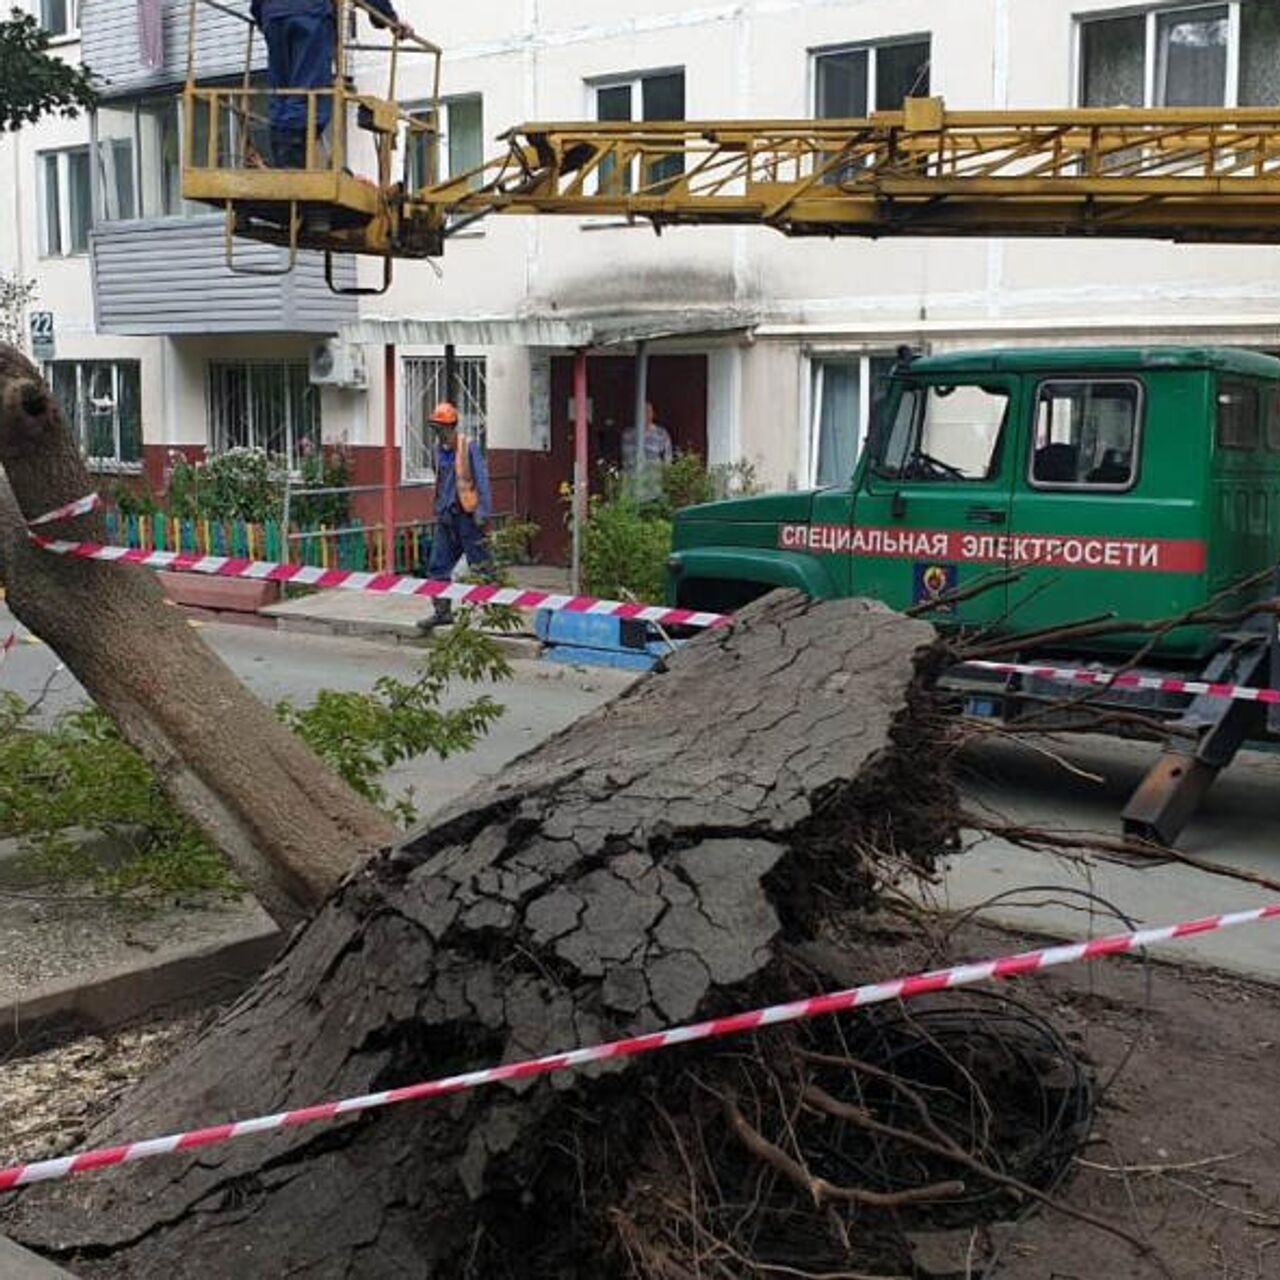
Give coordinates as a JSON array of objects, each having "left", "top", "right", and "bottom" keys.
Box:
[
  {"left": 250, "top": 0, "right": 412, "bottom": 170},
  {"left": 420, "top": 401, "right": 493, "bottom": 629},
  {"left": 620, "top": 401, "right": 674, "bottom": 503}
]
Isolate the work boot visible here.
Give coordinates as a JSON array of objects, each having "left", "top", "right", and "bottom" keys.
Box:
[{"left": 417, "top": 601, "right": 454, "bottom": 633}]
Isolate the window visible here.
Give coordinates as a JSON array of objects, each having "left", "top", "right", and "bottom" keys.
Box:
[
  {"left": 1080, "top": 4, "right": 1280, "bottom": 108},
  {"left": 406, "top": 95, "right": 484, "bottom": 193},
  {"left": 95, "top": 97, "right": 223, "bottom": 222},
  {"left": 874, "top": 382, "right": 1008, "bottom": 482},
  {"left": 137, "top": 98, "right": 186, "bottom": 217},
  {"left": 95, "top": 113, "right": 137, "bottom": 222},
  {"left": 1217, "top": 378, "right": 1261, "bottom": 449},
  {"left": 1264, "top": 385, "right": 1280, "bottom": 450},
  {"left": 814, "top": 37, "right": 929, "bottom": 182},
  {"left": 207, "top": 362, "right": 319, "bottom": 471},
  {"left": 39, "top": 0, "right": 74, "bottom": 37},
  {"left": 809, "top": 355, "right": 894, "bottom": 487},
  {"left": 1031, "top": 380, "right": 1141, "bottom": 489},
  {"left": 814, "top": 36, "right": 930, "bottom": 117},
  {"left": 401, "top": 355, "right": 487, "bottom": 481},
  {"left": 39, "top": 148, "right": 92, "bottom": 255},
  {"left": 45, "top": 361, "right": 143, "bottom": 471},
  {"left": 592, "top": 69, "right": 685, "bottom": 191}
]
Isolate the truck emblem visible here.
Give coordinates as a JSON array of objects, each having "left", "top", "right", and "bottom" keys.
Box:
[{"left": 914, "top": 562, "right": 957, "bottom": 607}]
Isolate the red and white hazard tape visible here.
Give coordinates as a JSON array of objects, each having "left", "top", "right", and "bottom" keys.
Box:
[
  {"left": 963, "top": 658, "right": 1280, "bottom": 708},
  {"left": 16, "top": 496, "right": 1280, "bottom": 691},
  {"left": 28, "top": 537, "right": 731, "bottom": 631},
  {"left": 2, "top": 902, "right": 1276, "bottom": 1191},
  {"left": 20, "top": 491, "right": 729, "bottom": 628},
  {"left": 26, "top": 491, "right": 102, "bottom": 527}
]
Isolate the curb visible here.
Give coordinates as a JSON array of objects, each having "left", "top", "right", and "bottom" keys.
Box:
[
  {"left": 262, "top": 611, "right": 545, "bottom": 660},
  {"left": 0, "top": 923, "right": 283, "bottom": 1056},
  {"left": 0, "top": 1236, "right": 78, "bottom": 1278}
]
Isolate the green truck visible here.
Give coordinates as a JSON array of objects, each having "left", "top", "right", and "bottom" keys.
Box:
[{"left": 667, "top": 346, "right": 1280, "bottom": 842}]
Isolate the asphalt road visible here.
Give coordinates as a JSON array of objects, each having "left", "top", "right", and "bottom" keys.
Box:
[
  {"left": 4, "top": 604, "right": 1278, "bottom": 980},
  {"left": 0, "top": 606, "right": 638, "bottom": 820}
]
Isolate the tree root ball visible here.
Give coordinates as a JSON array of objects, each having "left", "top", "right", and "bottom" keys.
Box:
[{"left": 5, "top": 591, "right": 961, "bottom": 1277}]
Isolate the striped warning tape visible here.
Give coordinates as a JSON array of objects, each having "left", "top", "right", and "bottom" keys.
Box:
[
  {"left": 16, "top": 494, "right": 1280, "bottom": 700},
  {"left": 1, "top": 902, "right": 1276, "bottom": 1191},
  {"left": 26, "top": 492, "right": 102, "bottom": 527},
  {"left": 26, "top": 533, "right": 1280, "bottom": 703},
  {"left": 963, "top": 658, "right": 1280, "bottom": 707},
  {"left": 28, "top": 538, "right": 732, "bottom": 631}
]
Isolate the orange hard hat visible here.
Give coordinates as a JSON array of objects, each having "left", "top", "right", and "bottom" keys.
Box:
[{"left": 428, "top": 401, "right": 459, "bottom": 426}]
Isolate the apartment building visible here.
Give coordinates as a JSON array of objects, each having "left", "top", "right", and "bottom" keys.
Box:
[{"left": 3, "top": 0, "right": 1279, "bottom": 560}]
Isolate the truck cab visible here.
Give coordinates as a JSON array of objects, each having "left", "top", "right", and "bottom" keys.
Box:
[{"left": 669, "top": 346, "right": 1280, "bottom": 661}]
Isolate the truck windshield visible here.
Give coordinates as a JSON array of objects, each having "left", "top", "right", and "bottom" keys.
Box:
[{"left": 874, "top": 382, "right": 1008, "bottom": 482}]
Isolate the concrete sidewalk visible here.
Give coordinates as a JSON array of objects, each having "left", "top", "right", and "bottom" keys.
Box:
[{"left": 258, "top": 564, "right": 571, "bottom": 654}]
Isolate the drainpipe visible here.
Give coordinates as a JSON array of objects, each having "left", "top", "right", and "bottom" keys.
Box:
[
  {"left": 571, "top": 347, "right": 588, "bottom": 593},
  {"left": 631, "top": 338, "right": 648, "bottom": 479},
  {"left": 444, "top": 342, "right": 457, "bottom": 407}
]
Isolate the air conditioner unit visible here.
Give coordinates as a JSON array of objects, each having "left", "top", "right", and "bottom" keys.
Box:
[{"left": 309, "top": 339, "right": 367, "bottom": 389}]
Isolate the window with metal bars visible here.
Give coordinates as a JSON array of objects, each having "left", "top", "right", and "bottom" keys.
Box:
[
  {"left": 45, "top": 360, "right": 143, "bottom": 471},
  {"left": 401, "top": 355, "right": 487, "bottom": 481},
  {"left": 206, "top": 361, "right": 320, "bottom": 471}
]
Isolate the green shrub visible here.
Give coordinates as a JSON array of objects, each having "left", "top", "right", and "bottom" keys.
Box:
[
  {"left": 0, "top": 695, "right": 238, "bottom": 901},
  {"left": 578, "top": 453, "right": 744, "bottom": 602},
  {"left": 164, "top": 448, "right": 288, "bottom": 524},
  {"left": 0, "top": 610, "right": 515, "bottom": 901},
  {"left": 112, "top": 480, "right": 162, "bottom": 519},
  {"left": 581, "top": 490, "right": 672, "bottom": 603},
  {"left": 276, "top": 608, "right": 513, "bottom": 823},
  {"left": 659, "top": 451, "right": 717, "bottom": 513},
  {"left": 488, "top": 517, "right": 541, "bottom": 568},
  {"left": 292, "top": 443, "right": 353, "bottom": 528}
]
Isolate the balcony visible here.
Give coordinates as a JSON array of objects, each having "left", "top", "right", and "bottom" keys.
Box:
[{"left": 91, "top": 215, "right": 357, "bottom": 336}]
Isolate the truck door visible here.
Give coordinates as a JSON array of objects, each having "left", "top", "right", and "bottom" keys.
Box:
[
  {"left": 1006, "top": 374, "right": 1202, "bottom": 652},
  {"left": 852, "top": 376, "right": 1018, "bottom": 624}
]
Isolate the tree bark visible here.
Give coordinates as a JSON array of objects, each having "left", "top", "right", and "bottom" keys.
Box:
[
  {"left": 3, "top": 589, "right": 954, "bottom": 1277},
  {"left": 0, "top": 345, "right": 397, "bottom": 928}
]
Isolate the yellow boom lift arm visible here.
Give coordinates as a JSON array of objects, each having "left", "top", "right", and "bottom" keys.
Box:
[{"left": 180, "top": 1, "right": 1280, "bottom": 290}]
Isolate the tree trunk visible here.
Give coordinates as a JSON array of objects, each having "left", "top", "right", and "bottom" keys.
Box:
[
  {"left": 0, "top": 345, "right": 397, "bottom": 928},
  {"left": 4, "top": 590, "right": 954, "bottom": 1277}
]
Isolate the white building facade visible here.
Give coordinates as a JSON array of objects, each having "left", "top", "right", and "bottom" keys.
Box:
[{"left": 4, "top": 0, "right": 1280, "bottom": 558}]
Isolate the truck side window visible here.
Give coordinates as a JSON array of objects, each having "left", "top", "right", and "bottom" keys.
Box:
[
  {"left": 1265, "top": 386, "right": 1280, "bottom": 452},
  {"left": 1217, "top": 379, "right": 1260, "bottom": 450},
  {"left": 873, "top": 383, "right": 1008, "bottom": 483},
  {"left": 1030, "top": 379, "right": 1140, "bottom": 490}
]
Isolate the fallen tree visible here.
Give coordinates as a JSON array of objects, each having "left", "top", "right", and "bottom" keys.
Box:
[
  {"left": 0, "top": 346, "right": 397, "bottom": 926},
  {"left": 3, "top": 587, "right": 959, "bottom": 1276}
]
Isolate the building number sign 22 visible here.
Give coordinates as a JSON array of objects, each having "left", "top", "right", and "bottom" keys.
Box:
[{"left": 29, "top": 311, "right": 54, "bottom": 361}]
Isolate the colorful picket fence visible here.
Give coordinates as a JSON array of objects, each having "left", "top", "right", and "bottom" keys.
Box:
[{"left": 103, "top": 513, "right": 435, "bottom": 575}]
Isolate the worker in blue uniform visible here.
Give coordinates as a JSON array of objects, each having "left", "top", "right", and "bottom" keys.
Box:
[
  {"left": 419, "top": 401, "right": 494, "bottom": 630},
  {"left": 250, "top": 0, "right": 412, "bottom": 169}
]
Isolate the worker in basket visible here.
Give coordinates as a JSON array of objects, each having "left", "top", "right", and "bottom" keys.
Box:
[
  {"left": 420, "top": 401, "right": 494, "bottom": 631},
  {"left": 250, "top": 0, "right": 414, "bottom": 170}
]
